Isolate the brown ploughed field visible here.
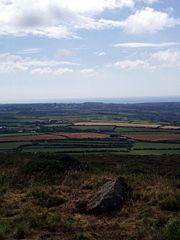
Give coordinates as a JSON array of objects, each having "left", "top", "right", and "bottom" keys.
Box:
[
  {"left": 125, "top": 133, "right": 180, "bottom": 141},
  {"left": 53, "top": 132, "right": 110, "bottom": 139},
  {"left": 0, "top": 132, "right": 110, "bottom": 142}
]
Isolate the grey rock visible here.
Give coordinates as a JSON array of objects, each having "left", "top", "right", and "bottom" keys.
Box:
[{"left": 87, "top": 176, "right": 129, "bottom": 214}]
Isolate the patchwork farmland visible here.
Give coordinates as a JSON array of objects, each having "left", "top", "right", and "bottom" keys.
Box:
[{"left": 0, "top": 102, "right": 179, "bottom": 155}]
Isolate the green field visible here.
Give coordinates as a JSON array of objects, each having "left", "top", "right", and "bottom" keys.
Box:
[
  {"left": 70, "top": 125, "right": 115, "bottom": 131},
  {"left": 115, "top": 127, "right": 180, "bottom": 134},
  {"left": 0, "top": 138, "right": 179, "bottom": 155},
  {"left": 133, "top": 142, "right": 180, "bottom": 150},
  {"left": 130, "top": 149, "right": 180, "bottom": 155},
  {"left": 23, "top": 147, "right": 128, "bottom": 153},
  {"left": 0, "top": 142, "right": 31, "bottom": 150},
  {"left": 0, "top": 132, "right": 42, "bottom": 137}
]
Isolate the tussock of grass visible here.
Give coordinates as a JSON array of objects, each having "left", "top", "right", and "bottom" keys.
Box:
[{"left": 31, "top": 188, "right": 66, "bottom": 208}]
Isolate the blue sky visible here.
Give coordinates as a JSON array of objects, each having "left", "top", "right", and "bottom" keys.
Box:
[{"left": 0, "top": 0, "right": 180, "bottom": 102}]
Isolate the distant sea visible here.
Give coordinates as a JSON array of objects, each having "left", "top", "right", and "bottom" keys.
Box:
[
  {"left": 54, "top": 96, "right": 180, "bottom": 104},
  {"left": 4, "top": 96, "right": 180, "bottom": 104}
]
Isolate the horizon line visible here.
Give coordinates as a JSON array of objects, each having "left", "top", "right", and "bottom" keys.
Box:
[{"left": 0, "top": 96, "right": 180, "bottom": 105}]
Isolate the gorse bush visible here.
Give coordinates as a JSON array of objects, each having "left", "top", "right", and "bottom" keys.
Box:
[
  {"left": 23, "top": 155, "right": 87, "bottom": 175},
  {"left": 20, "top": 155, "right": 89, "bottom": 185}
]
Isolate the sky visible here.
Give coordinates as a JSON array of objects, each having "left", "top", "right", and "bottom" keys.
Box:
[{"left": 0, "top": 0, "right": 180, "bottom": 102}]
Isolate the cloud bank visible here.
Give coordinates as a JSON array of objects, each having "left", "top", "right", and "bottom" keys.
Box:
[
  {"left": 0, "top": 0, "right": 179, "bottom": 38},
  {"left": 0, "top": 53, "right": 79, "bottom": 75},
  {"left": 112, "top": 49, "right": 180, "bottom": 70}
]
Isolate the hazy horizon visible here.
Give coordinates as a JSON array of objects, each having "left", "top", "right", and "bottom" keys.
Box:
[{"left": 1, "top": 96, "right": 180, "bottom": 104}]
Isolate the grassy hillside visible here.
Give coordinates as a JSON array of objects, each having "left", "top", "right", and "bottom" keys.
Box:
[{"left": 0, "top": 153, "right": 179, "bottom": 240}]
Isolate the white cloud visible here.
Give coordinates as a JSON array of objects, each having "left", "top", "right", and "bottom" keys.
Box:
[
  {"left": 18, "top": 48, "right": 41, "bottom": 54},
  {"left": 110, "top": 48, "right": 180, "bottom": 71},
  {"left": 80, "top": 68, "right": 95, "bottom": 73},
  {"left": 75, "top": 17, "right": 124, "bottom": 30},
  {"left": 142, "top": 0, "right": 159, "bottom": 4},
  {"left": 0, "top": 52, "right": 98, "bottom": 75},
  {"left": 0, "top": 0, "right": 134, "bottom": 38},
  {"left": 31, "top": 67, "right": 74, "bottom": 75},
  {"left": 54, "top": 68, "right": 74, "bottom": 75},
  {"left": 98, "top": 52, "right": 106, "bottom": 56},
  {"left": 114, "top": 42, "right": 179, "bottom": 48},
  {"left": 122, "top": 7, "right": 179, "bottom": 34},
  {"left": 0, "top": 53, "right": 79, "bottom": 73},
  {"left": 151, "top": 49, "right": 180, "bottom": 66},
  {"left": 31, "top": 67, "right": 52, "bottom": 75},
  {"left": 0, "top": 1, "right": 178, "bottom": 38},
  {"left": 76, "top": 7, "right": 179, "bottom": 34},
  {"left": 0, "top": 53, "right": 28, "bottom": 72},
  {"left": 62, "top": 0, "right": 135, "bottom": 13},
  {"left": 114, "top": 59, "right": 149, "bottom": 70}
]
